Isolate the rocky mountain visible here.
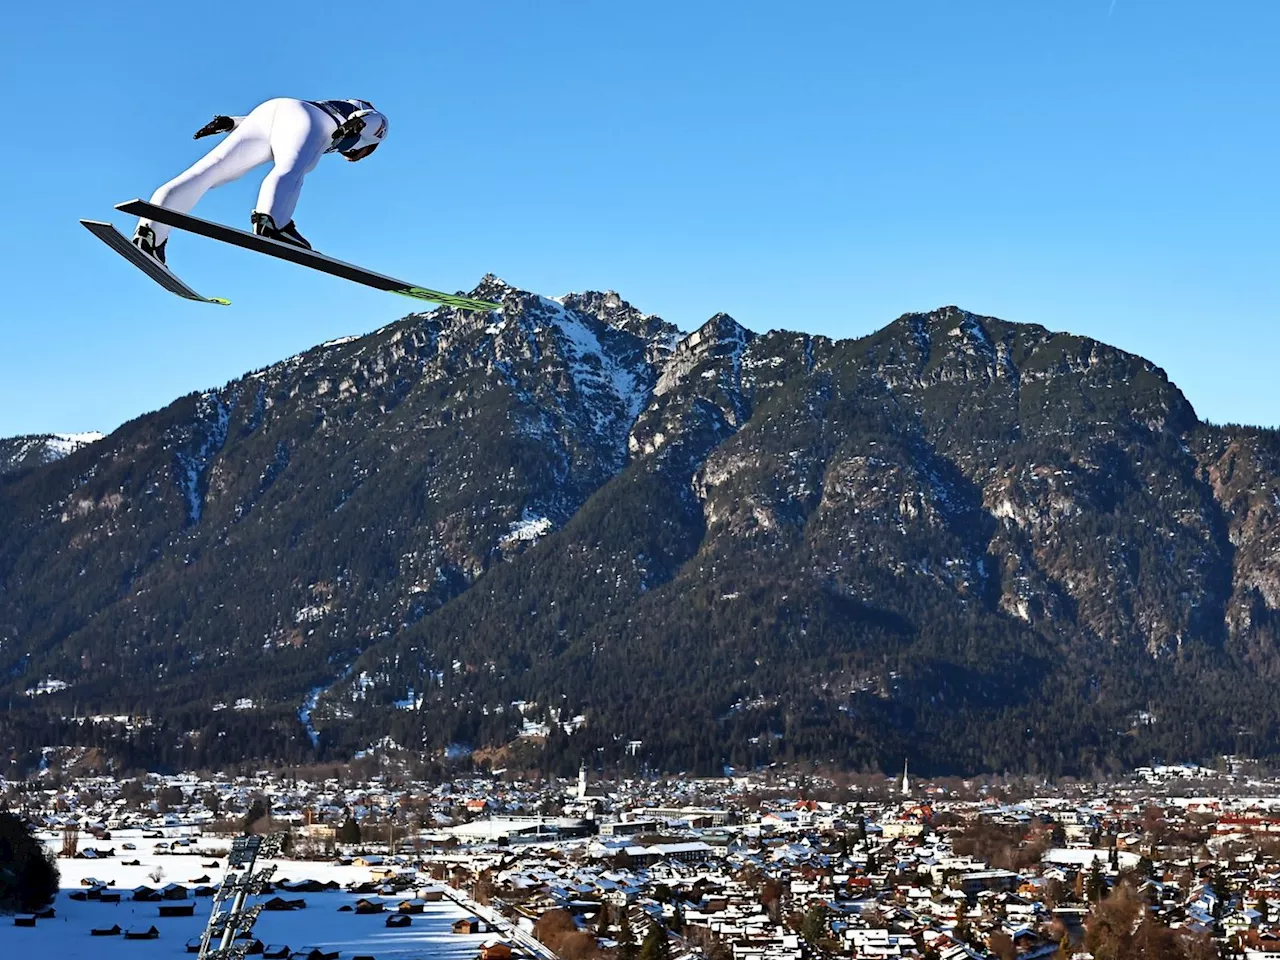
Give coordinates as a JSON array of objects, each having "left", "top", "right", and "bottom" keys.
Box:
[
  {"left": 0, "top": 432, "right": 102, "bottom": 476},
  {"left": 3, "top": 279, "right": 1279, "bottom": 777}
]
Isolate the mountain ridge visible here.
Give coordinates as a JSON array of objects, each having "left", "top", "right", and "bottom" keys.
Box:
[{"left": 3, "top": 279, "right": 1279, "bottom": 777}]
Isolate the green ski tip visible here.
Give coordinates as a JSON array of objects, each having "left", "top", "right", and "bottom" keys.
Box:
[{"left": 397, "top": 287, "right": 502, "bottom": 312}]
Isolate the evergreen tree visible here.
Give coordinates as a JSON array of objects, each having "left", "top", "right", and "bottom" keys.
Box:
[
  {"left": 596, "top": 901, "right": 611, "bottom": 935},
  {"left": 801, "top": 903, "right": 828, "bottom": 946},
  {"left": 640, "top": 922, "right": 672, "bottom": 960},
  {"left": 337, "top": 815, "right": 361, "bottom": 845},
  {"left": 1211, "top": 870, "right": 1232, "bottom": 903},
  {"left": 0, "top": 812, "right": 59, "bottom": 914},
  {"left": 1086, "top": 862, "right": 1107, "bottom": 903},
  {"left": 618, "top": 911, "right": 638, "bottom": 960},
  {"left": 242, "top": 796, "right": 269, "bottom": 833}
]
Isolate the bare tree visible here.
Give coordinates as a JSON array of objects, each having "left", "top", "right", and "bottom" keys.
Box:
[{"left": 60, "top": 824, "right": 79, "bottom": 859}]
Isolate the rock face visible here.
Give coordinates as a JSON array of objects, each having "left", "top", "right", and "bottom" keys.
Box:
[{"left": 2, "top": 285, "right": 1279, "bottom": 775}]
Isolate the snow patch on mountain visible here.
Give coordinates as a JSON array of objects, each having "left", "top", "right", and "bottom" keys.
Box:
[
  {"left": 47, "top": 432, "right": 105, "bottom": 457},
  {"left": 298, "top": 685, "right": 325, "bottom": 748},
  {"left": 532, "top": 297, "right": 656, "bottom": 455},
  {"left": 0, "top": 431, "right": 103, "bottom": 475},
  {"left": 501, "top": 511, "right": 554, "bottom": 545},
  {"left": 175, "top": 393, "right": 230, "bottom": 525},
  {"left": 548, "top": 300, "right": 648, "bottom": 418}
]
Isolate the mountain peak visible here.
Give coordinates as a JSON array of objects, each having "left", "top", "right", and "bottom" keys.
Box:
[
  {"left": 471, "top": 273, "right": 515, "bottom": 306},
  {"left": 559, "top": 289, "right": 680, "bottom": 347}
]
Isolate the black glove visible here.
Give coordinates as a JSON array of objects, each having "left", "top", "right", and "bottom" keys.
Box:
[
  {"left": 193, "top": 116, "right": 236, "bottom": 140},
  {"left": 331, "top": 116, "right": 367, "bottom": 143}
]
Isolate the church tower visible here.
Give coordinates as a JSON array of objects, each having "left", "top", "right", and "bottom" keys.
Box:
[
  {"left": 578, "top": 760, "right": 588, "bottom": 801},
  {"left": 900, "top": 759, "right": 910, "bottom": 797}
]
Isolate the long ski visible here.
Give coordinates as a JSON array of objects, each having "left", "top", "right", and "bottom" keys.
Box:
[
  {"left": 81, "top": 220, "right": 230, "bottom": 305},
  {"left": 114, "top": 200, "right": 501, "bottom": 313}
]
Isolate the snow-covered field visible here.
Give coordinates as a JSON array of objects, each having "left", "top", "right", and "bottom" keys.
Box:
[{"left": 1, "top": 833, "right": 493, "bottom": 960}]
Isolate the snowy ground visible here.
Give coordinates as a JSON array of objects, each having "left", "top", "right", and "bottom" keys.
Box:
[{"left": 0, "top": 832, "right": 493, "bottom": 960}]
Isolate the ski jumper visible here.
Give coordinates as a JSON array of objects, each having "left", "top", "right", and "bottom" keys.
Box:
[{"left": 137, "top": 98, "right": 388, "bottom": 245}]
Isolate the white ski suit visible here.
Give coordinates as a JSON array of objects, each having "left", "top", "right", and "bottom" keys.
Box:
[{"left": 138, "top": 98, "right": 388, "bottom": 244}]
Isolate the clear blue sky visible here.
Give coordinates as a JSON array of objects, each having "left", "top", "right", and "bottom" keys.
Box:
[{"left": 1, "top": 1, "right": 1277, "bottom": 436}]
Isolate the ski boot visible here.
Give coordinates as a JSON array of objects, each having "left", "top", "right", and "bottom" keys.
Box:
[
  {"left": 131, "top": 224, "right": 167, "bottom": 265},
  {"left": 250, "top": 212, "right": 312, "bottom": 250}
]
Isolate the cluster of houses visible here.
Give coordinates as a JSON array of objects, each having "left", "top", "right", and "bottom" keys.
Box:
[
  {"left": 10, "top": 760, "right": 1280, "bottom": 960},
  {"left": 424, "top": 779, "right": 1280, "bottom": 960}
]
